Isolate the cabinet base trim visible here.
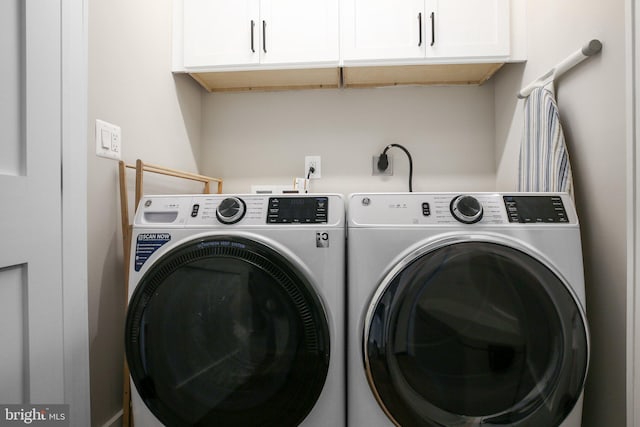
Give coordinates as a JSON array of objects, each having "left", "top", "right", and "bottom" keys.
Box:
[
  {"left": 342, "top": 63, "right": 504, "bottom": 88},
  {"left": 186, "top": 62, "right": 505, "bottom": 92}
]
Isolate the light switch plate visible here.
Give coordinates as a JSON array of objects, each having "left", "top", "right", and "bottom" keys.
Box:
[{"left": 95, "top": 119, "right": 121, "bottom": 160}]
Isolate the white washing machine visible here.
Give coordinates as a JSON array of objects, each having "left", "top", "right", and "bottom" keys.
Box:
[
  {"left": 125, "top": 194, "right": 345, "bottom": 427},
  {"left": 347, "top": 192, "right": 589, "bottom": 427}
]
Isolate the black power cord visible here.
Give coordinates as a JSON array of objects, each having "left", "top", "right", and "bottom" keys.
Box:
[
  {"left": 306, "top": 166, "right": 315, "bottom": 180},
  {"left": 377, "top": 143, "right": 414, "bottom": 192},
  {"left": 305, "top": 165, "right": 315, "bottom": 193}
]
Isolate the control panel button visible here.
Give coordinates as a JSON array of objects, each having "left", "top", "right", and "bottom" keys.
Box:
[
  {"left": 216, "top": 197, "right": 246, "bottom": 224},
  {"left": 450, "top": 195, "right": 484, "bottom": 224},
  {"left": 422, "top": 202, "right": 431, "bottom": 216}
]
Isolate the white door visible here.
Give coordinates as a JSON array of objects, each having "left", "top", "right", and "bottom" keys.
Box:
[
  {"left": 425, "top": 0, "right": 510, "bottom": 59},
  {"left": 260, "top": 0, "right": 339, "bottom": 65},
  {"left": 340, "top": 0, "right": 425, "bottom": 63},
  {"left": 0, "top": 0, "right": 81, "bottom": 412},
  {"left": 183, "top": 0, "right": 260, "bottom": 69}
]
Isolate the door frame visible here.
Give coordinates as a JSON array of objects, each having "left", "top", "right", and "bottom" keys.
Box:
[
  {"left": 627, "top": 0, "right": 640, "bottom": 426},
  {"left": 61, "top": 0, "right": 90, "bottom": 424}
]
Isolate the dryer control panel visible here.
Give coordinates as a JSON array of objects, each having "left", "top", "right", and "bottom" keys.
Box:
[{"left": 348, "top": 193, "right": 578, "bottom": 226}]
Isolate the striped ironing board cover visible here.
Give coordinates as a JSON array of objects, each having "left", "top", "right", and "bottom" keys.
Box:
[{"left": 518, "top": 86, "right": 574, "bottom": 198}]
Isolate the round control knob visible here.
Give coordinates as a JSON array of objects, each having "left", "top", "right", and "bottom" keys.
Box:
[
  {"left": 216, "top": 197, "right": 246, "bottom": 224},
  {"left": 450, "top": 195, "right": 483, "bottom": 224}
]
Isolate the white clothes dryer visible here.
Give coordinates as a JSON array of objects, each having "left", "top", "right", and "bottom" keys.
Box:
[
  {"left": 125, "top": 194, "right": 345, "bottom": 427},
  {"left": 347, "top": 192, "right": 589, "bottom": 427}
]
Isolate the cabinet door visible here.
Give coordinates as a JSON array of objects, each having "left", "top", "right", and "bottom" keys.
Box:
[
  {"left": 425, "top": 0, "right": 509, "bottom": 59},
  {"left": 260, "top": 0, "right": 339, "bottom": 65},
  {"left": 341, "top": 0, "right": 425, "bottom": 63},
  {"left": 183, "top": 0, "right": 260, "bottom": 68}
]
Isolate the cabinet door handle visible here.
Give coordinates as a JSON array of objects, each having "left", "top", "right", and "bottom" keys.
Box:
[
  {"left": 418, "top": 13, "right": 422, "bottom": 46},
  {"left": 262, "top": 20, "right": 267, "bottom": 53},
  {"left": 250, "top": 20, "right": 255, "bottom": 52},
  {"left": 430, "top": 12, "right": 435, "bottom": 46}
]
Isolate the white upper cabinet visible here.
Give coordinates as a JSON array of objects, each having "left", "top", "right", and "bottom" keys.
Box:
[
  {"left": 341, "top": 0, "right": 510, "bottom": 64},
  {"left": 260, "top": 0, "right": 339, "bottom": 65},
  {"left": 340, "top": 0, "right": 426, "bottom": 61},
  {"left": 183, "top": 0, "right": 339, "bottom": 70},
  {"left": 184, "top": 0, "right": 260, "bottom": 68},
  {"left": 425, "top": 0, "right": 510, "bottom": 59}
]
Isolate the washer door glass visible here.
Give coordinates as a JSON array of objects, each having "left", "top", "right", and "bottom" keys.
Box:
[
  {"left": 365, "top": 241, "right": 588, "bottom": 426},
  {"left": 126, "top": 236, "right": 330, "bottom": 427}
]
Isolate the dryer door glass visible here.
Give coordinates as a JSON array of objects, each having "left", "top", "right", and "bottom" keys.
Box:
[
  {"left": 125, "top": 236, "right": 330, "bottom": 427},
  {"left": 365, "top": 241, "right": 588, "bottom": 426}
]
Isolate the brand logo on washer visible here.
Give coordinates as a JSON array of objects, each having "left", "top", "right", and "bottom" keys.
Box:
[{"left": 316, "top": 232, "right": 329, "bottom": 248}]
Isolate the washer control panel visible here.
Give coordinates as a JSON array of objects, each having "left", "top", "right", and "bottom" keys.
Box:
[{"left": 134, "top": 194, "right": 342, "bottom": 227}]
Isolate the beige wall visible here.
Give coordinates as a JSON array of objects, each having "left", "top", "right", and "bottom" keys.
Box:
[
  {"left": 199, "top": 85, "right": 497, "bottom": 194},
  {"left": 87, "top": 0, "right": 202, "bottom": 425},
  {"left": 494, "top": 1, "right": 627, "bottom": 426}
]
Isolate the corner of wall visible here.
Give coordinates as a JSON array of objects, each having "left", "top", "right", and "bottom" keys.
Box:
[{"left": 493, "top": 62, "right": 526, "bottom": 191}]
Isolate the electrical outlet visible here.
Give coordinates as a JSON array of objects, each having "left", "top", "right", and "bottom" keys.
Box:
[
  {"left": 372, "top": 155, "right": 393, "bottom": 176},
  {"left": 305, "top": 156, "right": 321, "bottom": 179}
]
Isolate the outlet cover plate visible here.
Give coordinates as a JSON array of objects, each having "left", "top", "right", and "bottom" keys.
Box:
[{"left": 305, "top": 156, "right": 321, "bottom": 179}]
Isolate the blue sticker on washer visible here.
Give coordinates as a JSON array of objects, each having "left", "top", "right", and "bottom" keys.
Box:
[{"left": 134, "top": 233, "right": 171, "bottom": 271}]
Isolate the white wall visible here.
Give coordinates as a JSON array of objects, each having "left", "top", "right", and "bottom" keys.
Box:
[
  {"left": 199, "top": 85, "right": 497, "bottom": 194},
  {"left": 87, "top": 0, "right": 202, "bottom": 425},
  {"left": 494, "top": 1, "right": 627, "bottom": 426}
]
